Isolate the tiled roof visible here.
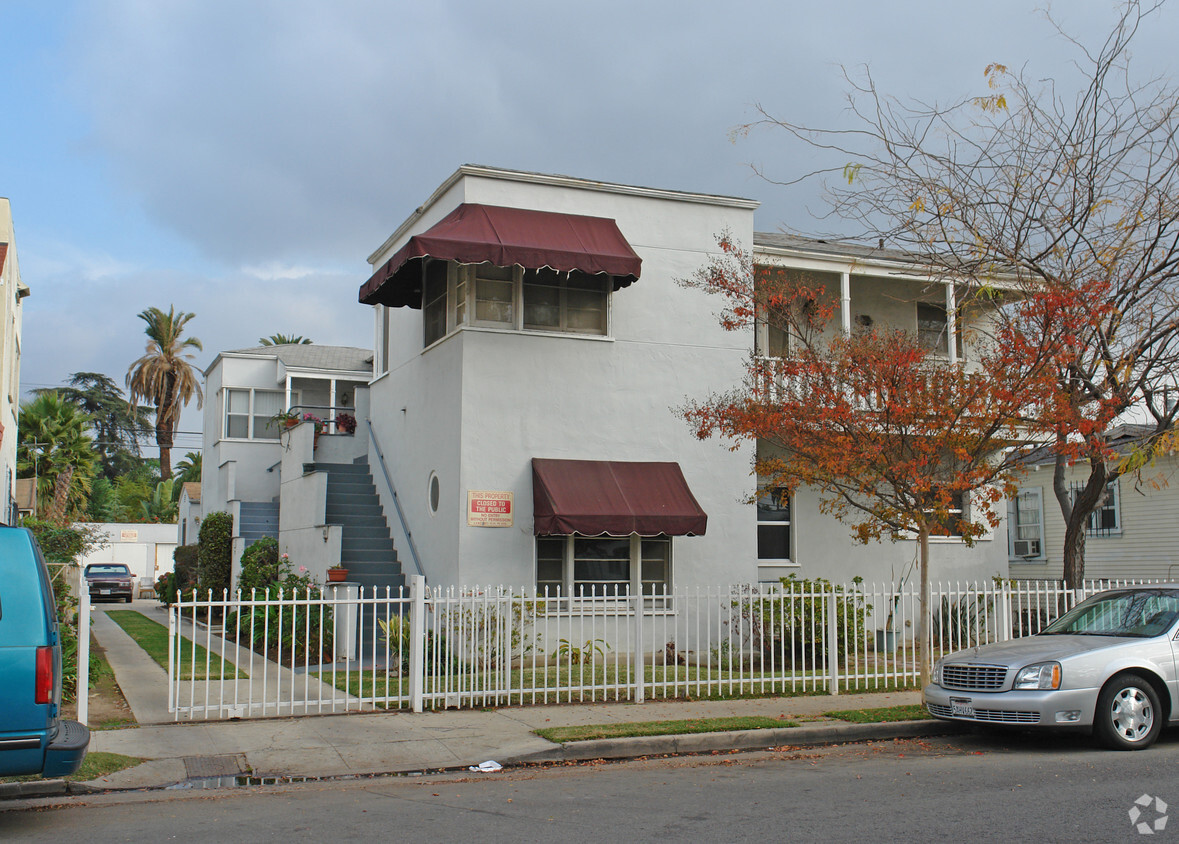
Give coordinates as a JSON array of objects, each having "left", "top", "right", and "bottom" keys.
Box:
[
  {"left": 182, "top": 482, "right": 201, "bottom": 503},
  {"left": 224, "top": 344, "right": 373, "bottom": 374}
]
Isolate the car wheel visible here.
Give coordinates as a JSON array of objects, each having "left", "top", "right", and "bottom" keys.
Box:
[{"left": 1094, "top": 673, "right": 1162, "bottom": 750}]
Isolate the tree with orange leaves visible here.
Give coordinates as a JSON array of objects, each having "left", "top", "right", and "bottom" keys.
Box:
[
  {"left": 680, "top": 236, "right": 1076, "bottom": 684},
  {"left": 736, "top": 1, "right": 1179, "bottom": 587}
]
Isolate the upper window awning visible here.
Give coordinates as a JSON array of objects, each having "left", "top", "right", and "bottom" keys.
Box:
[
  {"left": 532, "top": 458, "right": 707, "bottom": 537},
  {"left": 359, "top": 203, "right": 643, "bottom": 307}
]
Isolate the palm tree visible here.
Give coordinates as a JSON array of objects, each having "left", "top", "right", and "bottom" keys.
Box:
[
  {"left": 259, "top": 333, "right": 312, "bottom": 346},
  {"left": 126, "top": 306, "right": 203, "bottom": 481},
  {"left": 17, "top": 392, "right": 100, "bottom": 524},
  {"left": 175, "top": 451, "right": 202, "bottom": 485}
]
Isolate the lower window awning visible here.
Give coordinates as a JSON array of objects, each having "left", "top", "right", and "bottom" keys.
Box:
[{"left": 532, "top": 458, "right": 707, "bottom": 537}]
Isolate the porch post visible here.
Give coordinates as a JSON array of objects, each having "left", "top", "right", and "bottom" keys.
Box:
[
  {"left": 945, "top": 282, "right": 958, "bottom": 364},
  {"left": 840, "top": 271, "right": 851, "bottom": 336}
]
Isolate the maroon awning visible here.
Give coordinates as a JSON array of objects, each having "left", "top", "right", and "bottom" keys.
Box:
[
  {"left": 532, "top": 458, "right": 707, "bottom": 537},
  {"left": 359, "top": 203, "right": 642, "bottom": 307}
]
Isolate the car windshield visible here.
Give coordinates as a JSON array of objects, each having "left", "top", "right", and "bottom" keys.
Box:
[
  {"left": 86, "top": 565, "right": 130, "bottom": 576},
  {"left": 1041, "top": 589, "right": 1179, "bottom": 638}
]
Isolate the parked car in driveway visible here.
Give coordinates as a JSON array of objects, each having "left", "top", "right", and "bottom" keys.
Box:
[
  {"left": 925, "top": 586, "right": 1179, "bottom": 749},
  {"left": 0, "top": 527, "right": 90, "bottom": 778},
  {"left": 84, "top": 563, "right": 134, "bottom": 603}
]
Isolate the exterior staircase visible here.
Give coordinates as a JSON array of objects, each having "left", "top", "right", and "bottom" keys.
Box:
[
  {"left": 238, "top": 501, "right": 279, "bottom": 548},
  {"left": 317, "top": 457, "right": 405, "bottom": 654}
]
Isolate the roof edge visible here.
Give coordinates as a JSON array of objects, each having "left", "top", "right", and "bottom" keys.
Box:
[{"left": 367, "top": 165, "right": 760, "bottom": 266}]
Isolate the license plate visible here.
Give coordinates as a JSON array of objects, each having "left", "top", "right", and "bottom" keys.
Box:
[
  {"left": 950, "top": 698, "right": 974, "bottom": 717},
  {"left": 100, "top": 589, "right": 111, "bottom": 595}
]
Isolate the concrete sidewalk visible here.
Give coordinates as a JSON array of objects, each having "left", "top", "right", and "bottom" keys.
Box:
[{"left": 0, "top": 601, "right": 945, "bottom": 800}]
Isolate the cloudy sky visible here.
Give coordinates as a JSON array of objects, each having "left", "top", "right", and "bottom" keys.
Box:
[{"left": 1, "top": 0, "right": 1173, "bottom": 457}]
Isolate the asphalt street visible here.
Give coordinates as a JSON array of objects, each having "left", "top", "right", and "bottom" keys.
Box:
[{"left": 4, "top": 730, "right": 1177, "bottom": 842}]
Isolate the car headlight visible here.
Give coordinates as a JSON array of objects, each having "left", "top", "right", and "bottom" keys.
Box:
[
  {"left": 931, "top": 661, "right": 942, "bottom": 685},
  {"left": 1013, "top": 662, "right": 1061, "bottom": 690}
]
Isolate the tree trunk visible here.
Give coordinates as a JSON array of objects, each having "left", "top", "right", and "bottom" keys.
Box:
[
  {"left": 157, "top": 374, "right": 176, "bottom": 480},
  {"left": 1054, "top": 453, "right": 1108, "bottom": 590},
  {"left": 46, "top": 464, "right": 74, "bottom": 526},
  {"left": 918, "top": 524, "right": 931, "bottom": 689}
]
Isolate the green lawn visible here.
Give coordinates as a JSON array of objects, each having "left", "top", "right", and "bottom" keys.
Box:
[
  {"left": 535, "top": 715, "right": 799, "bottom": 743},
  {"left": 823, "top": 704, "right": 930, "bottom": 723},
  {"left": 315, "top": 662, "right": 917, "bottom": 708},
  {"left": 0, "top": 751, "right": 143, "bottom": 784},
  {"left": 106, "top": 610, "right": 247, "bottom": 681}
]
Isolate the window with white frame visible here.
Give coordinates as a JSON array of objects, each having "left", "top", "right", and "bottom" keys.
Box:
[
  {"left": 1072, "top": 480, "right": 1120, "bottom": 536},
  {"left": 424, "top": 260, "right": 610, "bottom": 347},
  {"left": 929, "top": 490, "right": 967, "bottom": 537},
  {"left": 535, "top": 534, "right": 672, "bottom": 600},
  {"left": 1008, "top": 488, "right": 1045, "bottom": 560},
  {"left": 757, "top": 488, "right": 791, "bottom": 562},
  {"left": 224, "top": 388, "right": 285, "bottom": 440}
]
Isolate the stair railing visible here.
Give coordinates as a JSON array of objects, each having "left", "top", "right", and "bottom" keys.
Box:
[{"left": 365, "top": 419, "right": 424, "bottom": 580}]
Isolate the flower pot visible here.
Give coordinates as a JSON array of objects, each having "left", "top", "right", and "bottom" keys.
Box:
[{"left": 327, "top": 568, "right": 348, "bottom": 583}]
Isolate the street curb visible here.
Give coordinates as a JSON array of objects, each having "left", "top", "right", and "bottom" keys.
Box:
[
  {"left": 507, "top": 719, "right": 965, "bottom": 764},
  {"left": 0, "top": 779, "right": 103, "bottom": 800}
]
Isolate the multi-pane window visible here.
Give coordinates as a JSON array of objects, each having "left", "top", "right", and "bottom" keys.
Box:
[
  {"left": 473, "top": 264, "right": 514, "bottom": 327},
  {"left": 1072, "top": 481, "right": 1120, "bottom": 536},
  {"left": 536, "top": 534, "right": 672, "bottom": 600},
  {"left": 917, "top": 302, "right": 964, "bottom": 359},
  {"left": 224, "top": 388, "right": 285, "bottom": 440},
  {"left": 423, "top": 261, "right": 610, "bottom": 347},
  {"left": 757, "top": 488, "right": 791, "bottom": 561},
  {"left": 1008, "top": 488, "right": 1045, "bottom": 560},
  {"left": 523, "top": 268, "right": 608, "bottom": 334}
]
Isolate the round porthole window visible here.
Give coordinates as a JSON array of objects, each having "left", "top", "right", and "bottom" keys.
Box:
[{"left": 428, "top": 473, "right": 440, "bottom": 514}]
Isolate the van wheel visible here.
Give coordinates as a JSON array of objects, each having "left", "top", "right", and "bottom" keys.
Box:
[
  {"left": 1094, "top": 673, "right": 1162, "bottom": 750},
  {"left": 124, "top": 595, "right": 133, "bottom": 603}
]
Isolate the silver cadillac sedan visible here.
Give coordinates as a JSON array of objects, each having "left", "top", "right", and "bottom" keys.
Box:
[{"left": 924, "top": 587, "right": 1179, "bottom": 749}]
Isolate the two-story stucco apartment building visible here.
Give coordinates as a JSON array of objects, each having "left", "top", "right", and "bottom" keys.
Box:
[{"left": 308, "top": 164, "right": 1011, "bottom": 595}]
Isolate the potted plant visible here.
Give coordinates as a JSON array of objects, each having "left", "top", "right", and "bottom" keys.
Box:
[
  {"left": 271, "top": 408, "right": 302, "bottom": 429},
  {"left": 327, "top": 564, "right": 349, "bottom": 583},
  {"left": 334, "top": 412, "right": 358, "bottom": 435}
]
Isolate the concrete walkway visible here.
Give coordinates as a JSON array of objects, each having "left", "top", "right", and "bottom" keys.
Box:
[{"left": 3, "top": 600, "right": 940, "bottom": 800}]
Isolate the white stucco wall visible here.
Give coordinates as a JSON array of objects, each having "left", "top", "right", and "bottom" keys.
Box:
[
  {"left": 75, "top": 522, "right": 180, "bottom": 581},
  {"left": 366, "top": 170, "right": 758, "bottom": 590}
]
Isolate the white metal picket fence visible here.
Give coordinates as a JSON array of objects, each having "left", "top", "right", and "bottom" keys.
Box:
[{"left": 165, "top": 576, "right": 1165, "bottom": 720}]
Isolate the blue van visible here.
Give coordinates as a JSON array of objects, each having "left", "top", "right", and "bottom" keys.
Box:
[{"left": 0, "top": 527, "right": 90, "bottom": 778}]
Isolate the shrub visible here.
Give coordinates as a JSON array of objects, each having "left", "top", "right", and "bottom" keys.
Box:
[
  {"left": 157, "top": 544, "right": 199, "bottom": 605},
  {"left": 228, "top": 554, "right": 333, "bottom": 664},
  {"left": 730, "top": 576, "right": 870, "bottom": 666},
  {"left": 196, "top": 511, "right": 233, "bottom": 597},
  {"left": 237, "top": 537, "right": 281, "bottom": 594}
]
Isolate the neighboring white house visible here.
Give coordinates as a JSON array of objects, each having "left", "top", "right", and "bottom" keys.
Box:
[
  {"left": 201, "top": 343, "right": 372, "bottom": 571},
  {"left": 0, "top": 198, "right": 30, "bottom": 525},
  {"left": 178, "top": 481, "right": 201, "bottom": 547},
  {"left": 1009, "top": 428, "right": 1179, "bottom": 581},
  {"left": 334, "top": 164, "right": 1014, "bottom": 593}
]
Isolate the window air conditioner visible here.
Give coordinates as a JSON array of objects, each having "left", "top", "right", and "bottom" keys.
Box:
[{"left": 1013, "top": 539, "right": 1040, "bottom": 558}]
